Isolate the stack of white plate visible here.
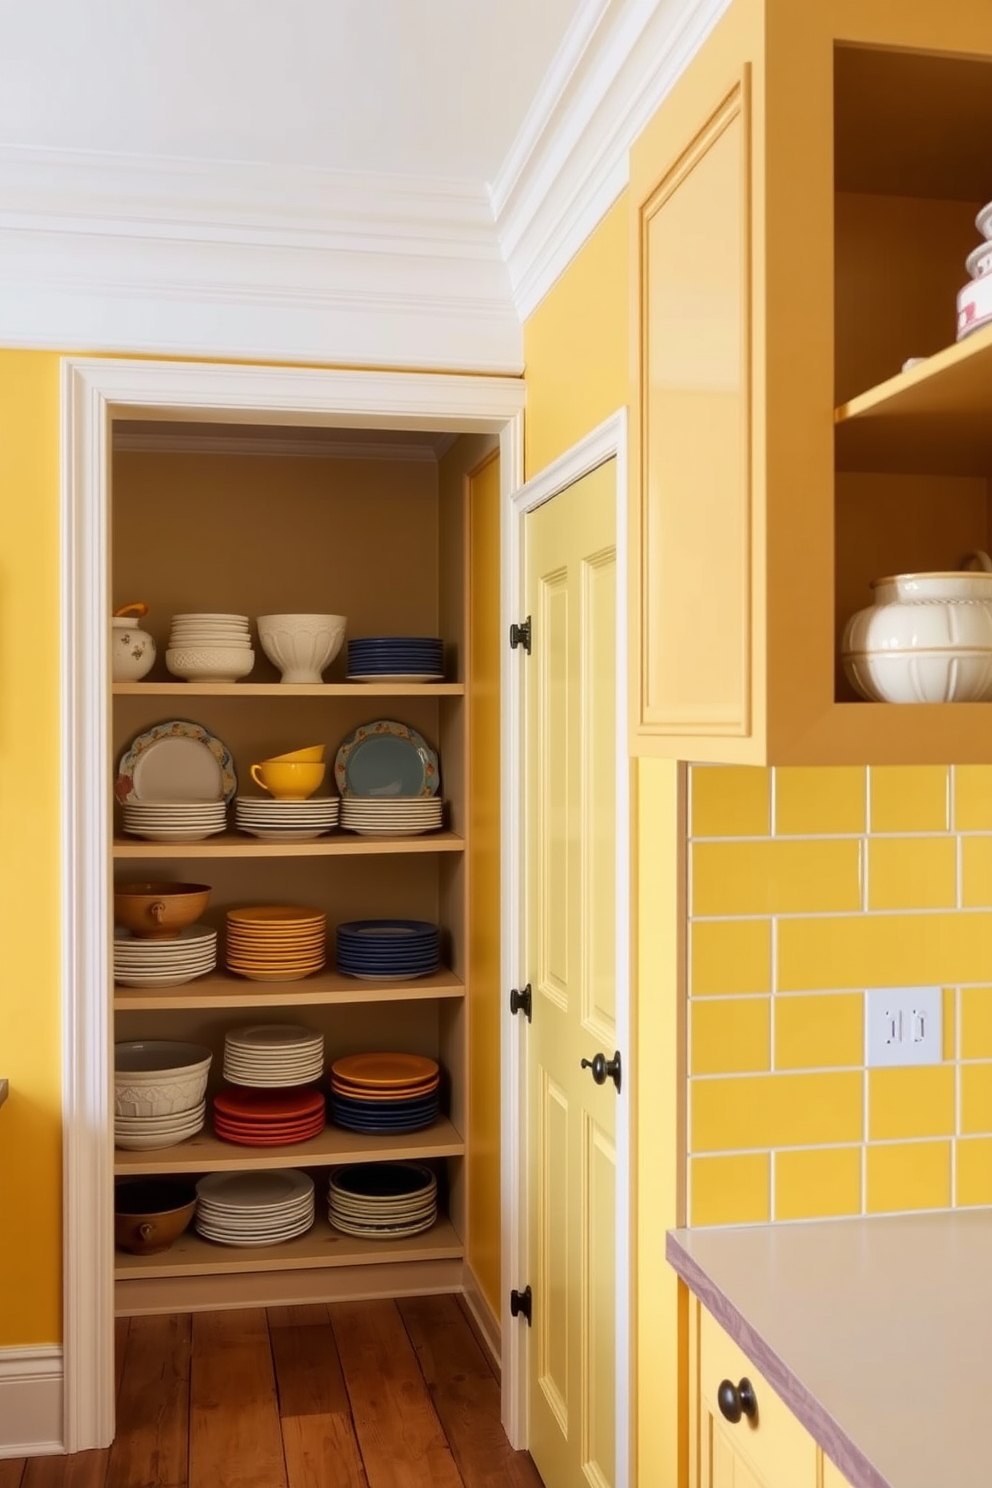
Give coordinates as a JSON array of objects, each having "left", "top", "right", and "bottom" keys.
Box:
[
  {"left": 122, "top": 799, "right": 228, "bottom": 842},
  {"left": 166, "top": 613, "right": 254, "bottom": 683},
  {"left": 115, "top": 1101, "right": 207, "bottom": 1151},
  {"left": 114, "top": 927, "right": 218, "bottom": 988},
  {"left": 327, "top": 1162, "right": 438, "bottom": 1239},
  {"left": 114, "top": 1040, "right": 212, "bottom": 1150},
  {"left": 195, "top": 1169, "right": 315, "bottom": 1247},
  {"left": 339, "top": 798, "right": 444, "bottom": 837},
  {"left": 222, "top": 1023, "right": 325, "bottom": 1087},
  {"left": 234, "top": 796, "right": 340, "bottom": 842}
]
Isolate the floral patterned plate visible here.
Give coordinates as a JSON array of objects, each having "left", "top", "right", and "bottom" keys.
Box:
[
  {"left": 333, "top": 720, "right": 439, "bottom": 798},
  {"left": 116, "top": 719, "right": 237, "bottom": 805}
]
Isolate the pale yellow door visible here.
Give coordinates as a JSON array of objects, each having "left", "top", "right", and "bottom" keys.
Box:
[{"left": 525, "top": 460, "right": 619, "bottom": 1488}]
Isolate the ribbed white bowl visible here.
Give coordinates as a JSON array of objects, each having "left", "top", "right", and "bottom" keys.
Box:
[
  {"left": 166, "top": 647, "right": 255, "bottom": 682},
  {"left": 257, "top": 614, "right": 346, "bottom": 684}
]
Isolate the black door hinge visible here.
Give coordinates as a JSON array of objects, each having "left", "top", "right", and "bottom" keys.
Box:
[
  {"left": 510, "top": 616, "right": 532, "bottom": 654},
  {"left": 510, "top": 1285, "right": 532, "bottom": 1325},
  {"left": 510, "top": 983, "right": 532, "bottom": 1021}
]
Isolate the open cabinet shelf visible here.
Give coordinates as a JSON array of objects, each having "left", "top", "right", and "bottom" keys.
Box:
[
  {"left": 112, "top": 832, "right": 465, "bottom": 858},
  {"left": 113, "top": 681, "right": 465, "bottom": 697},
  {"left": 113, "top": 967, "right": 465, "bottom": 1010}
]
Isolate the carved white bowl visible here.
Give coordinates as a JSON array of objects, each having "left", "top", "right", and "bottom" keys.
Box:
[
  {"left": 114, "top": 1041, "right": 213, "bottom": 1117},
  {"left": 165, "top": 647, "right": 255, "bottom": 682},
  {"left": 841, "top": 570, "right": 992, "bottom": 703},
  {"left": 257, "top": 614, "right": 346, "bottom": 685}
]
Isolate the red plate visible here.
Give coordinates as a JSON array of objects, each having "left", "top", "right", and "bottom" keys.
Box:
[
  {"left": 213, "top": 1123, "right": 325, "bottom": 1147},
  {"left": 214, "top": 1116, "right": 325, "bottom": 1134},
  {"left": 214, "top": 1087, "right": 325, "bottom": 1120}
]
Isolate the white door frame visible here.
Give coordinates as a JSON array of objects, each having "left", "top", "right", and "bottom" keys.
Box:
[
  {"left": 500, "top": 409, "right": 630, "bottom": 1483},
  {"left": 60, "top": 356, "right": 525, "bottom": 1452}
]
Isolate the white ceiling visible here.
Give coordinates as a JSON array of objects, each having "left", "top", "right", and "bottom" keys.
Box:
[{"left": 0, "top": 0, "right": 588, "bottom": 181}]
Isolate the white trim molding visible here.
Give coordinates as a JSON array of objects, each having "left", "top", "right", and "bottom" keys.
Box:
[
  {"left": 0, "top": 147, "right": 521, "bottom": 373},
  {"left": 499, "top": 410, "right": 630, "bottom": 1482},
  {"left": 491, "top": 0, "right": 732, "bottom": 318},
  {"left": 61, "top": 357, "right": 525, "bottom": 1451},
  {"left": 0, "top": 1347, "right": 64, "bottom": 1458}
]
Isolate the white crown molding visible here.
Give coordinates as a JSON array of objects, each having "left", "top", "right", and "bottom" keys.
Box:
[
  {"left": 0, "top": 1347, "right": 63, "bottom": 1458},
  {"left": 490, "top": 0, "right": 733, "bottom": 318},
  {"left": 0, "top": 147, "right": 521, "bottom": 372}
]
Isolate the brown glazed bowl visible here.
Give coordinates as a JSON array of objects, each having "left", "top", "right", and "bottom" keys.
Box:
[
  {"left": 113, "top": 881, "right": 211, "bottom": 940},
  {"left": 114, "top": 1179, "right": 197, "bottom": 1255}
]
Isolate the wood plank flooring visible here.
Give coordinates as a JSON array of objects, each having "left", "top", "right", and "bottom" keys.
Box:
[{"left": 5, "top": 1298, "right": 543, "bottom": 1488}]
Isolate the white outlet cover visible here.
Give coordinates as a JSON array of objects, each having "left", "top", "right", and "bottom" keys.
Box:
[{"left": 865, "top": 985, "right": 943, "bottom": 1067}]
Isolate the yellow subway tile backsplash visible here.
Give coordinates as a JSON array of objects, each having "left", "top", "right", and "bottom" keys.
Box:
[
  {"left": 690, "top": 766, "right": 770, "bottom": 838},
  {"left": 960, "top": 1063, "right": 992, "bottom": 1134},
  {"left": 693, "top": 839, "right": 862, "bottom": 917},
  {"left": 690, "top": 919, "right": 771, "bottom": 997},
  {"left": 955, "top": 1138, "right": 992, "bottom": 1206},
  {"left": 774, "top": 994, "right": 862, "bottom": 1069},
  {"left": 867, "top": 836, "right": 956, "bottom": 911},
  {"left": 961, "top": 836, "right": 992, "bottom": 907},
  {"left": 774, "top": 767, "right": 865, "bottom": 837},
  {"left": 777, "top": 913, "right": 992, "bottom": 992},
  {"left": 954, "top": 766, "right": 992, "bottom": 832},
  {"left": 774, "top": 1147, "right": 862, "bottom": 1220},
  {"left": 691, "top": 998, "right": 770, "bottom": 1075},
  {"left": 868, "top": 1066, "right": 955, "bottom": 1140},
  {"left": 690, "top": 1154, "right": 770, "bottom": 1226},
  {"left": 690, "top": 1071, "right": 862, "bottom": 1153},
  {"left": 866, "top": 1141, "right": 950, "bottom": 1212},
  {"left": 869, "top": 766, "right": 949, "bottom": 832},
  {"left": 961, "top": 987, "right": 992, "bottom": 1059}
]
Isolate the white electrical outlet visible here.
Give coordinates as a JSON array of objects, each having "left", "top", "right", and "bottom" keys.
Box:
[{"left": 865, "top": 986, "right": 942, "bottom": 1067}]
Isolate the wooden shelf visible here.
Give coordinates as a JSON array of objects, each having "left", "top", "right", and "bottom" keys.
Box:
[
  {"left": 112, "top": 831, "right": 464, "bottom": 859},
  {"left": 114, "top": 967, "right": 465, "bottom": 1010},
  {"left": 114, "top": 1215, "right": 463, "bottom": 1281},
  {"left": 835, "top": 322, "right": 992, "bottom": 475},
  {"left": 113, "top": 1117, "right": 465, "bottom": 1175},
  {"left": 113, "top": 682, "right": 464, "bottom": 698}
]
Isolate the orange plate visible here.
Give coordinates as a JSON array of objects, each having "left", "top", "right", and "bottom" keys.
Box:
[{"left": 330, "top": 1052, "right": 439, "bottom": 1088}]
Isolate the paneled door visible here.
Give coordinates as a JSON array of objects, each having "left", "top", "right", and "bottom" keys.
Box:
[{"left": 524, "top": 460, "right": 620, "bottom": 1488}]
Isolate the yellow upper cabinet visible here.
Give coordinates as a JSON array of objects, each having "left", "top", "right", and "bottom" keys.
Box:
[{"left": 629, "top": 0, "right": 992, "bottom": 763}]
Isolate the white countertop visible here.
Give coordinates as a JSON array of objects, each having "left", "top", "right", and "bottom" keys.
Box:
[{"left": 667, "top": 1211, "right": 992, "bottom": 1488}]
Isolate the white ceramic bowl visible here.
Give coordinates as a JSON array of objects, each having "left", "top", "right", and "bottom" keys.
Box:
[
  {"left": 842, "top": 648, "right": 992, "bottom": 704},
  {"left": 256, "top": 614, "right": 346, "bottom": 685},
  {"left": 957, "top": 275, "right": 992, "bottom": 340},
  {"left": 166, "top": 647, "right": 255, "bottom": 682},
  {"left": 976, "top": 201, "right": 992, "bottom": 240},
  {"left": 967, "top": 242, "right": 992, "bottom": 280},
  {"left": 114, "top": 1041, "right": 213, "bottom": 1117}
]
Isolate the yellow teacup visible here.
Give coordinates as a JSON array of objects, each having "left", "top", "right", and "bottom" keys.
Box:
[
  {"left": 266, "top": 744, "right": 326, "bottom": 764},
  {"left": 250, "top": 760, "right": 326, "bottom": 800}
]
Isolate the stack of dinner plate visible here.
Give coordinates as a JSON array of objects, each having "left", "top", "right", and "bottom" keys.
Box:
[
  {"left": 328, "top": 1162, "right": 438, "bottom": 1239},
  {"left": 234, "top": 795, "right": 340, "bottom": 842},
  {"left": 194, "top": 1169, "right": 315, "bottom": 1247},
  {"left": 165, "top": 613, "right": 255, "bottom": 683},
  {"left": 346, "top": 636, "right": 443, "bottom": 682},
  {"left": 122, "top": 799, "right": 228, "bottom": 843},
  {"left": 225, "top": 906, "right": 327, "bottom": 982},
  {"left": 222, "top": 1023, "right": 324, "bottom": 1087},
  {"left": 212, "top": 1086, "right": 326, "bottom": 1146},
  {"left": 335, "top": 920, "right": 440, "bottom": 980},
  {"left": 114, "top": 1040, "right": 211, "bottom": 1150},
  {"left": 113, "top": 926, "right": 218, "bottom": 988},
  {"left": 328, "top": 1052, "right": 440, "bottom": 1133},
  {"left": 339, "top": 797, "right": 443, "bottom": 836},
  {"left": 168, "top": 613, "right": 252, "bottom": 649}
]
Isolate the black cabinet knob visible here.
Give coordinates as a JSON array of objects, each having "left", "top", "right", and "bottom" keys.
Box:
[
  {"left": 717, "top": 1377, "right": 757, "bottom": 1424},
  {"left": 580, "top": 1050, "right": 622, "bottom": 1092}
]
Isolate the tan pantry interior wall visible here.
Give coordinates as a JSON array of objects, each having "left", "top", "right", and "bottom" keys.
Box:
[{"left": 0, "top": 350, "right": 63, "bottom": 1346}]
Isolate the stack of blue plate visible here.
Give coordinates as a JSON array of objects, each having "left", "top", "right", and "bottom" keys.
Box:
[
  {"left": 329, "top": 1053, "right": 441, "bottom": 1135},
  {"left": 329, "top": 1088, "right": 441, "bottom": 1133},
  {"left": 336, "top": 919, "right": 441, "bottom": 979},
  {"left": 346, "top": 636, "right": 444, "bottom": 681}
]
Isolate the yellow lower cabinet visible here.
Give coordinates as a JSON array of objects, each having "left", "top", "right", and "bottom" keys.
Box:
[{"left": 693, "top": 1302, "right": 818, "bottom": 1488}]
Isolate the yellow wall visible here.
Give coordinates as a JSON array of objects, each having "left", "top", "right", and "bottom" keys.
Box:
[
  {"left": 688, "top": 763, "right": 992, "bottom": 1223},
  {"left": 0, "top": 351, "right": 64, "bottom": 1345}
]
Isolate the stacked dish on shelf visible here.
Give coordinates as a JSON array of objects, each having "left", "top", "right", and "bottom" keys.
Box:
[
  {"left": 328, "top": 1053, "right": 440, "bottom": 1134},
  {"left": 346, "top": 636, "right": 443, "bottom": 683},
  {"left": 221, "top": 1023, "right": 325, "bottom": 1086},
  {"left": 225, "top": 906, "right": 327, "bottom": 981},
  {"left": 328, "top": 1162, "right": 438, "bottom": 1240},
  {"left": 958, "top": 200, "right": 992, "bottom": 341},
  {"left": 235, "top": 795, "right": 340, "bottom": 841},
  {"left": 113, "top": 926, "right": 218, "bottom": 988},
  {"left": 340, "top": 797, "right": 442, "bottom": 835},
  {"left": 165, "top": 613, "right": 255, "bottom": 683},
  {"left": 194, "top": 1170, "right": 315, "bottom": 1247},
  {"left": 122, "top": 798, "right": 227, "bottom": 842},
  {"left": 213, "top": 1087, "right": 326, "bottom": 1147},
  {"left": 334, "top": 718, "right": 444, "bottom": 837},
  {"left": 116, "top": 720, "right": 237, "bottom": 807},
  {"left": 114, "top": 1041, "right": 211, "bottom": 1150},
  {"left": 335, "top": 919, "right": 441, "bottom": 980}
]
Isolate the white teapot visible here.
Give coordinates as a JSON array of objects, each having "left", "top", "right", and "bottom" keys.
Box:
[{"left": 112, "top": 602, "right": 157, "bottom": 682}]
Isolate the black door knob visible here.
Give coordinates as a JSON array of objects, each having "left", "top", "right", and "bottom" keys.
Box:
[
  {"left": 580, "top": 1050, "right": 622, "bottom": 1093},
  {"left": 717, "top": 1378, "right": 757, "bottom": 1424}
]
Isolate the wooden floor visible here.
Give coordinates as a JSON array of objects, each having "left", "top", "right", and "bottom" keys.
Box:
[{"left": 1, "top": 1297, "right": 544, "bottom": 1488}]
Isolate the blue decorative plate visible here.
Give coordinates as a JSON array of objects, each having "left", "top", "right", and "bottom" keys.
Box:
[{"left": 334, "top": 721, "right": 439, "bottom": 798}]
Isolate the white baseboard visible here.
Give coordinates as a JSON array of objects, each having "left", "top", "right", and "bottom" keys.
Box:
[
  {"left": 0, "top": 1346, "right": 64, "bottom": 1458},
  {"left": 460, "top": 1265, "right": 502, "bottom": 1379}
]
